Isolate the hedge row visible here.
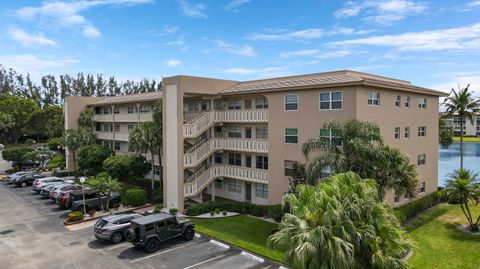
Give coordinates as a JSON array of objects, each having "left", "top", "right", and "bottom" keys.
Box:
[
  {"left": 393, "top": 189, "right": 448, "bottom": 224},
  {"left": 119, "top": 177, "right": 161, "bottom": 189},
  {"left": 185, "top": 200, "right": 284, "bottom": 222},
  {"left": 121, "top": 188, "right": 148, "bottom": 206},
  {"left": 53, "top": 170, "right": 86, "bottom": 177}
]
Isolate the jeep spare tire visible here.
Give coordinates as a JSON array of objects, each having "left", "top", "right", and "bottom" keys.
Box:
[{"left": 125, "top": 228, "right": 136, "bottom": 242}]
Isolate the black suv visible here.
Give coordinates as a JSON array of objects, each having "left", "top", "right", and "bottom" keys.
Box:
[
  {"left": 125, "top": 213, "right": 195, "bottom": 252},
  {"left": 15, "top": 173, "right": 45, "bottom": 187}
]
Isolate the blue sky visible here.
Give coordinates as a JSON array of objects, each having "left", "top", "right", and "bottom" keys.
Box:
[{"left": 0, "top": 0, "right": 480, "bottom": 93}]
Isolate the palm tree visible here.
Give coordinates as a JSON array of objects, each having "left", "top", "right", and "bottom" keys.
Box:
[
  {"left": 373, "top": 145, "right": 418, "bottom": 201},
  {"left": 152, "top": 100, "right": 163, "bottom": 184},
  {"left": 63, "top": 128, "right": 95, "bottom": 172},
  {"left": 443, "top": 85, "right": 480, "bottom": 169},
  {"left": 103, "top": 175, "right": 122, "bottom": 210},
  {"left": 268, "top": 172, "right": 412, "bottom": 269},
  {"left": 445, "top": 168, "right": 480, "bottom": 231},
  {"left": 439, "top": 116, "right": 453, "bottom": 148}
]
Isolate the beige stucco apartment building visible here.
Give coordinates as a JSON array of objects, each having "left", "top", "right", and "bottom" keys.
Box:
[
  {"left": 64, "top": 70, "right": 446, "bottom": 211},
  {"left": 442, "top": 112, "right": 480, "bottom": 137}
]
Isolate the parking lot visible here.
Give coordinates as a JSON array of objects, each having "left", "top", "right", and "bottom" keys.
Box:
[{"left": 0, "top": 182, "right": 282, "bottom": 269}]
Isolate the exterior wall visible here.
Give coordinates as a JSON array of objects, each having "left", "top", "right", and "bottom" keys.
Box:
[
  {"left": 204, "top": 180, "right": 269, "bottom": 205},
  {"left": 262, "top": 86, "right": 358, "bottom": 204},
  {"left": 355, "top": 86, "right": 439, "bottom": 206}
]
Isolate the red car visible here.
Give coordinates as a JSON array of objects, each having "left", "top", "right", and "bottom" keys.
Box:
[{"left": 56, "top": 191, "right": 72, "bottom": 208}]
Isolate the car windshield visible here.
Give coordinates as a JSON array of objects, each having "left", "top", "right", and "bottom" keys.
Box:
[{"left": 95, "top": 219, "right": 108, "bottom": 228}]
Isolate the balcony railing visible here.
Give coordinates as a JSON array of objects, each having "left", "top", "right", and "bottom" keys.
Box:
[
  {"left": 184, "top": 138, "right": 268, "bottom": 168},
  {"left": 93, "top": 114, "right": 113, "bottom": 122},
  {"left": 114, "top": 114, "right": 139, "bottom": 122},
  {"left": 184, "top": 164, "right": 268, "bottom": 197},
  {"left": 93, "top": 113, "right": 153, "bottom": 123},
  {"left": 95, "top": 131, "right": 114, "bottom": 140},
  {"left": 115, "top": 132, "right": 129, "bottom": 141}
]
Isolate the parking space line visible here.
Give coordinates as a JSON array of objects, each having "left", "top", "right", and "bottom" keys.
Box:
[
  {"left": 241, "top": 251, "right": 265, "bottom": 263},
  {"left": 129, "top": 242, "right": 196, "bottom": 263},
  {"left": 209, "top": 239, "right": 230, "bottom": 249},
  {"left": 182, "top": 254, "right": 226, "bottom": 269},
  {"left": 107, "top": 242, "right": 130, "bottom": 251},
  {"left": 46, "top": 210, "right": 70, "bottom": 216}
]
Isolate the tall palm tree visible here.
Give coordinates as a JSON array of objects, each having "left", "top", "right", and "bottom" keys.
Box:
[
  {"left": 63, "top": 128, "right": 95, "bottom": 172},
  {"left": 443, "top": 85, "right": 480, "bottom": 169},
  {"left": 269, "top": 172, "right": 412, "bottom": 269},
  {"left": 445, "top": 168, "right": 480, "bottom": 231},
  {"left": 129, "top": 121, "right": 159, "bottom": 195},
  {"left": 373, "top": 145, "right": 418, "bottom": 201}
]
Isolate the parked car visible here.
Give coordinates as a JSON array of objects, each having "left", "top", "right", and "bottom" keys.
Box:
[
  {"left": 94, "top": 213, "right": 143, "bottom": 244},
  {"left": 32, "top": 177, "right": 65, "bottom": 192},
  {"left": 40, "top": 183, "right": 72, "bottom": 199},
  {"left": 6, "top": 172, "right": 30, "bottom": 184},
  {"left": 69, "top": 189, "right": 121, "bottom": 212},
  {"left": 56, "top": 187, "right": 85, "bottom": 208},
  {"left": 14, "top": 173, "right": 45, "bottom": 187},
  {"left": 0, "top": 143, "right": 4, "bottom": 150},
  {"left": 125, "top": 213, "right": 195, "bottom": 252},
  {"left": 50, "top": 184, "right": 82, "bottom": 201}
]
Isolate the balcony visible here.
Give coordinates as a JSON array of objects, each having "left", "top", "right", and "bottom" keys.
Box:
[
  {"left": 184, "top": 164, "right": 268, "bottom": 197},
  {"left": 115, "top": 132, "right": 129, "bottom": 141},
  {"left": 93, "top": 114, "right": 113, "bottom": 122},
  {"left": 95, "top": 131, "right": 113, "bottom": 140},
  {"left": 114, "top": 114, "right": 139, "bottom": 122},
  {"left": 139, "top": 113, "right": 153, "bottom": 122},
  {"left": 184, "top": 138, "right": 268, "bottom": 168}
]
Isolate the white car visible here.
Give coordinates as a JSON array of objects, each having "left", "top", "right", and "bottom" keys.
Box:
[{"left": 0, "top": 143, "right": 4, "bottom": 150}]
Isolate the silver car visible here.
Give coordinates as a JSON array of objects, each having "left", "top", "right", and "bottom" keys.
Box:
[
  {"left": 32, "top": 177, "right": 64, "bottom": 192},
  {"left": 6, "top": 172, "right": 30, "bottom": 184},
  {"left": 94, "top": 213, "right": 143, "bottom": 244}
]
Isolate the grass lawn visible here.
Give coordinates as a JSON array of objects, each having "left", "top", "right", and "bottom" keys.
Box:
[
  {"left": 452, "top": 136, "right": 480, "bottom": 143},
  {"left": 407, "top": 204, "right": 480, "bottom": 269},
  {"left": 191, "top": 215, "right": 284, "bottom": 263},
  {"left": 47, "top": 154, "right": 65, "bottom": 169}
]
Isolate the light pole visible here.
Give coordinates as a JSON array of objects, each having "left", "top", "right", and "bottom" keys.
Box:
[{"left": 79, "top": 177, "right": 86, "bottom": 215}]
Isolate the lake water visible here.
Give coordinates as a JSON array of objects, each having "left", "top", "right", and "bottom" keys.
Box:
[{"left": 438, "top": 142, "right": 480, "bottom": 186}]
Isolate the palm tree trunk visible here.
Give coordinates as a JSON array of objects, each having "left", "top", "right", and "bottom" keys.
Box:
[
  {"left": 72, "top": 151, "right": 77, "bottom": 172},
  {"left": 460, "top": 115, "right": 464, "bottom": 169},
  {"left": 150, "top": 152, "right": 155, "bottom": 200}
]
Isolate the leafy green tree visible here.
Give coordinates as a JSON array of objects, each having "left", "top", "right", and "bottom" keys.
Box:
[
  {"left": 443, "top": 85, "right": 480, "bottom": 169},
  {"left": 25, "top": 150, "right": 54, "bottom": 169},
  {"left": 85, "top": 175, "right": 107, "bottom": 212},
  {"left": 439, "top": 116, "right": 453, "bottom": 149},
  {"left": 445, "top": 168, "right": 480, "bottom": 231},
  {"left": 288, "top": 163, "right": 309, "bottom": 193},
  {"left": 103, "top": 154, "right": 150, "bottom": 180},
  {"left": 2, "top": 146, "right": 33, "bottom": 169},
  {"left": 77, "top": 107, "right": 95, "bottom": 131},
  {"left": 78, "top": 144, "right": 114, "bottom": 175},
  {"left": 103, "top": 175, "right": 122, "bottom": 210},
  {"left": 63, "top": 128, "right": 95, "bottom": 171},
  {"left": 0, "top": 93, "right": 39, "bottom": 143},
  {"left": 47, "top": 137, "right": 63, "bottom": 151},
  {"left": 24, "top": 106, "right": 64, "bottom": 139},
  {"left": 269, "top": 172, "right": 412, "bottom": 269}
]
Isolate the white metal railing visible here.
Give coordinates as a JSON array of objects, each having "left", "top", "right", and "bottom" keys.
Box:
[
  {"left": 183, "top": 109, "right": 268, "bottom": 138},
  {"left": 184, "top": 138, "right": 268, "bottom": 168},
  {"left": 184, "top": 164, "right": 268, "bottom": 197},
  {"left": 95, "top": 131, "right": 114, "bottom": 140},
  {"left": 93, "top": 114, "right": 114, "bottom": 122},
  {"left": 114, "top": 114, "right": 139, "bottom": 122}
]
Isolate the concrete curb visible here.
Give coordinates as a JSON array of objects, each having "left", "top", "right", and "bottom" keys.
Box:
[{"left": 63, "top": 204, "right": 153, "bottom": 226}]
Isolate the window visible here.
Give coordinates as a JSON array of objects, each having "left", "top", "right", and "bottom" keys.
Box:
[
  {"left": 285, "top": 128, "right": 298, "bottom": 144},
  {"left": 214, "top": 180, "right": 223, "bottom": 189},
  {"left": 228, "top": 100, "right": 241, "bottom": 110},
  {"left": 114, "top": 141, "right": 120, "bottom": 151},
  {"left": 285, "top": 160, "right": 297, "bottom": 176},
  {"left": 114, "top": 106, "right": 120, "bottom": 114},
  {"left": 394, "top": 195, "right": 400, "bottom": 203},
  {"left": 255, "top": 183, "right": 268, "bottom": 199},
  {"left": 156, "top": 221, "right": 166, "bottom": 229},
  {"left": 245, "top": 155, "right": 252, "bottom": 167},
  {"left": 103, "top": 107, "right": 110, "bottom": 114},
  {"left": 245, "top": 127, "right": 252, "bottom": 139},
  {"left": 228, "top": 153, "right": 242, "bottom": 166},
  {"left": 417, "top": 154, "right": 426, "bottom": 165},
  {"left": 127, "top": 106, "right": 136, "bottom": 114},
  {"left": 103, "top": 123, "right": 112, "bottom": 132},
  {"left": 319, "top": 91, "right": 342, "bottom": 110},
  {"left": 418, "top": 126, "right": 426, "bottom": 137},
  {"left": 255, "top": 97, "right": 268, "bottom": 109},
  {"left": 394, "top": 127, "right": 400, "bottom": 139},
  {"left": 320, "top": 128, "right": 342, "bottom": 146},
  {"left": 368, "top": 91, "right": 380, "bottom": 106},
  {"left": 256, "top": 127, "right": 268, "bottom": 139},
  {"left": 228, "top": 179, "right": 241, "bottom": 193},
  {"left": 214, "top": 153, "right": 223, "bottom": 164},
  {"left": 418, "top": 98, "right": 427, "bottom": 109},
  {"left": 284, "top": 94, "right": 298, "bottom": 111},
  {"left": 419, "top": 182, "right": 426, "bottom": 193},
  {"left": 114, "top": 124, "right": 120, "bottom": 132},
  {"left": 405, "top": 96, "right": 411, "bottom": 107},
  {"left": 256, "top": 156, "right": 268, "bottom": 170},
  {"left": 127, "top": 124, "right": 135, "bottom": 131},
  {"left": 145, "top": 224, "right": 155, "bottom": 232},
  {"left": 244, "top": 99, "right": 252, "bottom": 109},
  {"left": 228, "top": 127, "right": 242, "bottom": 138},
  {"left": 166, "top": 219, "right": 177, "bottom": 227},
  {"left": 154, "top": 165, "right": 161, "bottom": 176},
  {"left": 140, "top": 104, "right": 150, "bottom": 113},
  {"left": 395, "top": 95, "right": 401, "bottom": 107},
  {"left": 404, "top": 127, "right": 410, "bottom": 139}
]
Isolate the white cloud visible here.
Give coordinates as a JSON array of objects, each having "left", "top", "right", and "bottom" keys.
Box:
[
  {"left": 467, "top": 0, "right": 480, "bottom": 8},
  {"left": 335, "top": 0, "right": 426, "bottom": 25},
  {"left": 214, "top": 40, "right": 256, "bottom": 57},
  {"left": 165, "top": 60, "right": 182, "bottom": 67},
  {"left": 15, "top": 0, "right": 152, "bottom": 39},
  {"left": 8, "top": 26, "right": 56, "bottom": 47},
  {"left": 223, "top": 66, "right": 287, "bottom": 78},
  {"left": 165, "top": 36, "right": 189, "bottom": 51},
  {"left": 430, "top": 71, "right": 480, "bottom": 94},
  {"left": 224, "top": 0, "right": 251, "bottom": 11},
  {"left": 280, "top": 49, "right": 351, "bottom": 59},
  {"left": 177, "top": 0, "right": 207, "bottom": 18},
  {"left": 247, "top": 27, "right": 371, "bottom": 42},
  {"left": 0, "top": 54, "right": 78, "bottom": 78},
  {"left": 330, "top": 23, "right": 480, "bottom": 52}
]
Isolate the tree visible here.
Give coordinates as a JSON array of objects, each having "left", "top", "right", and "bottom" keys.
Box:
[
  {"left": 439, "top": 116, "right": 453, "bottom": 149},
  {"left": 445, "top": 168, "right": 480, "bottom": 231},
  {"left": 103, "top": 175, "right": 122, "bottom": 210},
  {"left": 63, "top": 128, "right": 95, "bottom": 171},
  {"left": 26, "top": 150, "right": 55, "bottom": 169},
  {"left": 269, "top": 172, "right": 412, "bottom": 269},
  {"left": 301, "top": 119, "right": 417, "bottom": 200},
  {"left": 77, "top": 107, "right": 95, "bottom": 131},
  {"left": 77, "top": 144, "right": 114, "bottom": 175},
  {"left": 103, "top": 154, "right": 150, "bottom": 180},
  {"left": 288, "top": 163, "right": 308, "bottom": 193},
  {"left": 0, "top": 93, "right": 39, "bottom": 143},
  {"left": 47, "top": 137, "right": 63, "bottom": 151},
  {"left": 24, "top": 106, "right": 64, "bottom": 140},
  {"left": 85, "top": 176, "right": 107, "bottom": 212},
  {"left": 152, "top": 99, "right": 163, "bottom": 182},
  {"left": 2, "top": 146, "right": 33, "bottom": 169},
  {"left": 443, "top": 85, "right": 480, "bottom": 169}
]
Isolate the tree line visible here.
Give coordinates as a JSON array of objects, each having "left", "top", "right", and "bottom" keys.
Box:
[{"left": 0, "top": 65, "right": 162, "bottom": 107}]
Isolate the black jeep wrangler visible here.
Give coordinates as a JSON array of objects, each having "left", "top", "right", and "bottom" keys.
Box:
[{"left": 125, "top": 213, "right": 195, "bottom": 252}]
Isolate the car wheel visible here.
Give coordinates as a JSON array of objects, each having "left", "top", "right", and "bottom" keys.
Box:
[
  {"left": 111, "top": 232, "right": 124, "bottom": 244},
  {"left": 183, "top": 226, "right": 195, "bottom": 241},
  {"left": 21, "top": 182, "right": 27, "bottom": 187},
  {"left": 125, "top": 228, "right": 136, "bottom": 242},
  {"left": 144, "top": 238, "right": 160, "bottom": 253}
]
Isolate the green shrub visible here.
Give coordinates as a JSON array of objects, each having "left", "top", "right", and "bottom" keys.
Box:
[
  {"left": 169, "top": 208, "right": 178, "bottom": 215},
  {"left": 119, "top": 177, "right": 161, "bottom": 189},
  {"left": 78, "top": 144, "right": 113, "bottom": 175},
  {"left": 185, "top": 200, "right": 285, "bottom": 222},
  {"left": 53, "top": 170, "right": 86, "bottom": 177},
  {"left": 25, "top": 139, "right": 34, "bottom": 146},
  {"left": 122, "top": 188, "right": 148, "bottom": 206},
  {"left": 393, "top": 190, "right": 449, "bottom": 224},
  {"left": 153, "top": 203, "right": 163, "bottom": 214},
  {"left": 47, "top": 154, "right": 65, "bottom": 169},
  {"left": 47, "top": 137, "right": 63, "bottom": 151},
  {"left": 67, "top": 211, "right": 85, "bottom": 222},
  {"left": 209, "top": 211, "right": 215, "bottom": 216},
  {"left": 103, "top": 154, "right": 151, "bottom": 180}
]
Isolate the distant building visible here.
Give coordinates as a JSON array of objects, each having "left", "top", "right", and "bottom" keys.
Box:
[
  {"left": 441, "top": 112, "right": 480, "bottom": 136},
  {"left": 65, "top": 70, "right": 446, "bottom": 210}
]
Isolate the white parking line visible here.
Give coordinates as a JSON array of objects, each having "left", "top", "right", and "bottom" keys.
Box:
[
  {"left": 107, "top": 242, "right": 130, "bottom": 251},
  {"left": 45, "top": 210, "right": 70, "bottom": 216},
  {"left": 241, "top": 251, "right": 264, "bottom": 263},
  {"left": 209, "top": 239, "right": 230, "bottom": 249},
  {"left": 129, "top": 242, "right": 196, "bottom": 263},
  {"left": 182, "top": 254, "right": 226, "bottom": 269}
]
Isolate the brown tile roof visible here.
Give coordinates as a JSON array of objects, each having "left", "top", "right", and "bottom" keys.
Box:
[{"left": 88, "top": 91, "right": 162, "bottom": 106}]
